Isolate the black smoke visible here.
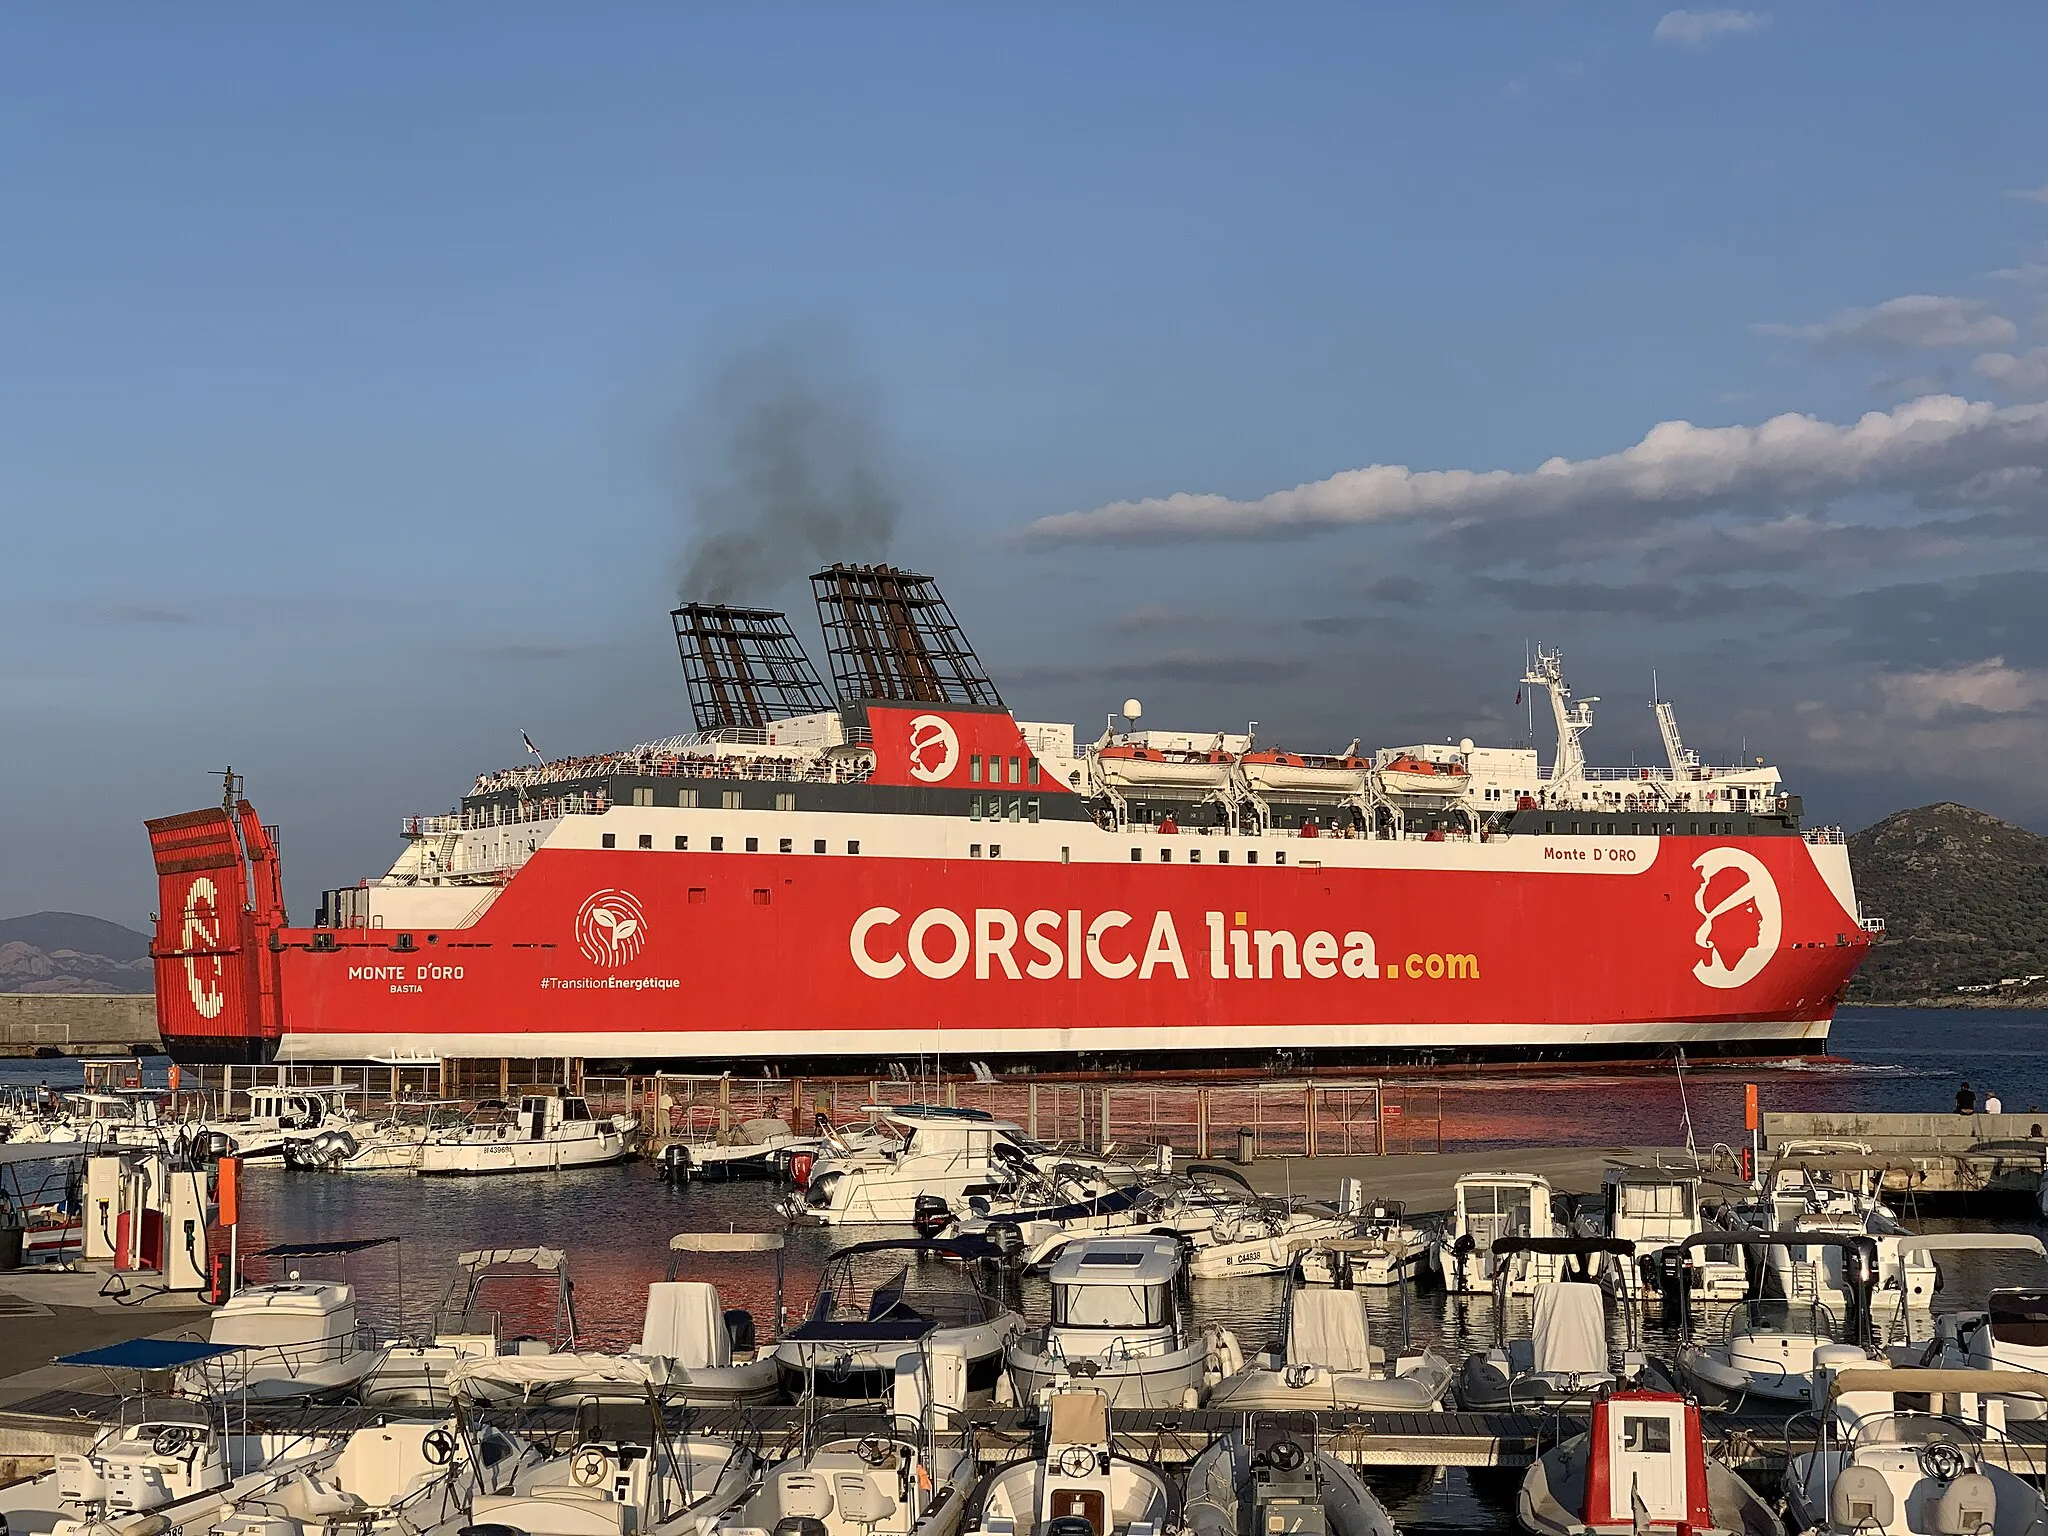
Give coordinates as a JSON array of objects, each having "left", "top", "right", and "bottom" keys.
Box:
[{"left": 673, "top": 326, "right": 901, "bottom": 605}]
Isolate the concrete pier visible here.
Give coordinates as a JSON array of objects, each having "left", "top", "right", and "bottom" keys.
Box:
[
  {"left": 0, "top": 995, "right": 159, "bottom": 1058},
  {"left": 1764, "top": 1110, "right": 2048, "bottom": 1196}
]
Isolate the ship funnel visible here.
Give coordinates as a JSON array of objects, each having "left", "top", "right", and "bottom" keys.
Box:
[
  {"left": 670, "top": 604, "right": 834, "bottom": 733},
  {"left": 810, "top": 563, "right": 1004, "bottom": 709}
]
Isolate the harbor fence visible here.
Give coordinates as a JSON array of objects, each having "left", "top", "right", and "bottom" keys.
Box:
[{"left": 177, "top": 1062, "right": 1454, "bottom": 1159}]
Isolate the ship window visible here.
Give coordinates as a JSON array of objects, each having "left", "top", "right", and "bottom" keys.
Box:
[
  {"left": 775, "top": 792, "right": 796, "bottom": 812},
  {"left": 1061, "top": 846, "right": 1070, "bottom": 864},
  {"left": 971, "top": 844, "right": 983, "bottom": 859},
  {"left": 1026, "top": 799, "right": 1040, "bottom": 823},
  {"left": 1545, "top": 819, "right": 1557, "bottom": 834},
  {"left": 689, "top": 888, "right": 706, "bottom": 904},
  {"left": 969, "top": 796, "right": 982, "bottom": 821},
  {"left": 1275, "top": 851, "right": 1286, "bottom": 866},
  {"left": 778, "top": 837, "right": 793, "bottom": 854},
  {"left": 989, "top": 844, "right": 1002, "bottom": 858},
  {"left": 847, "top": 840, "right": 860, "bottom": 855},
  {"left": 752, "top": 889, "right": 770, "bottom": 906},
  {"left": 813, "top": 838, "right": 827, "bottom": 854},
  {"left": 1130, "top": 848, "right": 1142, "bottom": 862},
  {"left": 1028, "top": 760, "right": 1041, "bottom": 786},
  {"left": 1008, "top": 756, "right": 1021, "bottom": 784},
  {"left": 675, "top": 835, "right": 687, "bottom": 850},
  {"left": 601, "top": 833, "right": 617, "bottom": 849},
  {"left": 678, "top": 788, "right": 700, "bottom": 808},
  {"left": 711, "top": 836, "right": 725, "bottom": 851},
  {"left": 745, "top": 836, "right": 759, "bottom": 853},
  {"left": 1189, "top": 849, "right": 1201, "bottom": 863},
  {"left": 632, "top": 787, "right": 653, "bottom": 807},
  {"left": 1009, "top": 798, "right": 1022, "bottom": 822},
  {"left": 1159, "top": 848, "right": 1171, "bottom": 863},
  {"left": 1246, "top": 850, "right": 1258, "bottom": 865},
  {"left": 970, "top": 754, "right": 983, "bottom": 783},
  {"left": 637, "top": 834, "right": 653, "bottom": 850},
  {"left": 1622, "top": 1417, "right": 1672, "bottom": 1454},
  {"left": 1218, "top": 850, "right": 1229, "bottom": 864},
  {"left": 722, "top": 791, "right": 742, "bottom": 811}
]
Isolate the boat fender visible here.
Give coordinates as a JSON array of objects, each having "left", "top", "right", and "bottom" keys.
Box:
[
  {"left": 787, "top": 1151, "right": 814, "bottom": 1188},
  {"left": 1181, "top": 1386, "right": 1201, "bottom": 1410}
]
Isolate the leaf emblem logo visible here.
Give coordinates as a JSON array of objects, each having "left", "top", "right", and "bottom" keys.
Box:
[{"left": 575, "top": 889, "right": 648, "bottom": 968}]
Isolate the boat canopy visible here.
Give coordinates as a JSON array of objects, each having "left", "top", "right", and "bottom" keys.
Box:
[
  {"left": 1899, "top": 1233, "right": 2047, "bottom": 1258},
  {"left": 670, "top": 1231, "right": 786, "bottom": 1252},
  {"left": 59, "top": 1339, "right": 242, "bottom": 1370},
  {"left": 1829, "top": 1368, "right": 2048, "bottom": 1401},
  {"left": 254, "top": 1236, "right": 400, "bottom": 1258},
  {"left": 457, "top": 1246, "right": 567, "bottom": 1270}
]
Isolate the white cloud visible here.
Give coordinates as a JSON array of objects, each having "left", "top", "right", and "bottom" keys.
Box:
[
  {"left": 1974, "top": 348, "right": 2048, "bottom": 397},
  {"left": 2006, "top": 184, "right": 2048, "bottom": 205},
  {"left": 1878, "top": 658, "right": 2048, "bottom": 721},
  {"left": 1754, "top": 294, "right": 2016, "bottom": 354},
  {"left": 1022, "top": 394, "right": 2048, "bottom": 547},
  {"left": 1653, "top": 10, "right": 1770, "bottom": 46}
]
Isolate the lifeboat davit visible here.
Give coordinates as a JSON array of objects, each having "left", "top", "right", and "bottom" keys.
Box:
[
  {"left": 1094, "top": 744, "right": 1234, "bottom": 792},
  {"left": 1378, "top": 753, "right": 1471, "bottom": 797},
  {"left": 1239, "top": 749, "right": 1370, "bottom": 797}
]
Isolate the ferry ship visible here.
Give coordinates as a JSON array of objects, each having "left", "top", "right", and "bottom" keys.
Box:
[{"left": 145, "top": 564, "right": 1878, "bottom": 1066}]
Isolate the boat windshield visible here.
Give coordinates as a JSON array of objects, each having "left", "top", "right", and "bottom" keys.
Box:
[
  {"left": 808, "top": 1250, "right": 995, "bottom": 1329},
  {"left": 1852, "top": 1414, "right": 1988, "bottom": 1451},
  {"left": 1725, "top": 1297, "right": 1841, "bottom": 1342},
  {"left": 1053, "top": 1281, "right": 1169, "bottom": 1329},
  {"left": 1990, "top": 1291, "right": 2048, "bottom": 1348}
]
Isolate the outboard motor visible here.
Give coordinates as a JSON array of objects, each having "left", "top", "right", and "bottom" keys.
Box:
[
  {"left": 723, "top": 1309, "right": 756, "bottom": 1354},
  {"left": 1655, "top": 1245, "right": 1688, "bottom": 1314},
  {"left": 1248, "top": 1412, "right": 1326, "bottom": 1536},
  {"left": 658, "top": 1143, "right": 693, "bottom": 1183},
  {"left": 1845, "top": 1234, "right": 1882, "bottom": 1345},
  {"left": 912, "top": 1194, "right": 953, "bottom": 1239},
  {"left": 192, "top": 1131, "right": 235, "bottom": 1165}
]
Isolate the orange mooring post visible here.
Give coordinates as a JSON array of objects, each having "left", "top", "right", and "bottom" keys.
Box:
[{"left": 216, "top": 1155, "right": 240, "bottom": 1227}]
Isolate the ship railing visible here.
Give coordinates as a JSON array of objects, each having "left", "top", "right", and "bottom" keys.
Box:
[
  {"left": 1802, "top": 826, "right": 1847, "bottom": 846},
  {"left": 1570, "top": 764, "right": 1772, "bottom": 783},
  {"left": 403, "top": 815, "right": 464, "bottom": 837},
  {"left": 1859, "top": 915, "right": 1887, "bottom": 934}
]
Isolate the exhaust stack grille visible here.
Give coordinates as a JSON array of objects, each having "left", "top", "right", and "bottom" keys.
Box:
[
  {"left": 670, "top": 604, "right": 834, "bottom": 733},
  {"left": 811, "top": 563, "right": 1004, "bottom": 709}
]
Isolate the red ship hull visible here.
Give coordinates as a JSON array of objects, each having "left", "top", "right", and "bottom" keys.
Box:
[{"left": 146, "top": 805, "right": 1869, "bottom": 1066}]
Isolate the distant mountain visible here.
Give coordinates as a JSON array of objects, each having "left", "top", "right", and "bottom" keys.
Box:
[
  {"left": 0, "top": 911, "right": 154, "bottom": 995},
  {"left": 1845, "top": 804, "right": 2048, "bottom": 1004}
]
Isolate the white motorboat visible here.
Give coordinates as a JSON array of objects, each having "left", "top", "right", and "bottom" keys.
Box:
[
  {"left": 415, "top": 1092, "right": 638, "bottom": 1176},
  {"left": 210, "top": 1419, "right": 531, "bottom": 1536},
  {"left": 280, "top": 1099, "right": 466, "bottom": 1173},
  {"left": 466, "top": 1396, "right": 756, "bottom": 1536},
  {"left": 207, "top": 1086, "right": 361, "bottom": 1160},
  {"left": 790, "top": 1106, "right": 1129, "bottom": 1227},
  {"left": 635, "top": 1231, "right": 784, "bottom": 1406},
  {"left": 1673, "top": 1228, "right": 1881, "bottom": 1407},
  {"left": 1184, "top": 1200, "right": 1361, "bottom": 1281},
  {"left": 1185, "top": 1411, "right": 1398, "bottom": 1536},
  {"left": 364, "top": 1246, "right": 581, "bottom": 1408},
  {"left": 1910, "top": 1233, "right": 2048, "bottom": 1419},
  {"left": 1296, "top": 1195, "right": 1430, "bottom": 1287},
  {"left": 1760, "top": 1149, "right": 1933, "bottom": 1322},
  {"left": 1438, "top": 1171, "right": 1576, "bottom": 1294},
  {"left": 11, "top": 1091, "right": 178, "bottom": 1151},
  {"left": 1517, "top": 1389, "right": 1781, "bottom": 1536},
  {"left": 713, "top": 1401, "right": 976, "bottom": 1536},
  {"left": 658, "top": 1115, "right": 826, "bottom": 1182},
  {"left": 1457, "top": 1238, "right": 1641, "bottom": 1413},
  {"left": 1598, "top": 1164, "right": 1750, "bottom": 1301},
  {"left": 776, "top": 1237, "right": 1022, "bottom": 1401},
  {"left": 180, "top": 1280, "right": 389, "bottom": 1402},
  {"left": 942, "top": 1180, "right": 1173, "bottom": 1269},
  {"left": 967, "top": 1391, "right": 1176, "bottom": 1536},
  {"left": 1207, "top": 1281, "right": 1452, "bottom": 1412},
  {"left": 1786, "top": 1362, "right": 2048, "bottom": 1535},
  {"left": 2, "top": 1405, "right": 340, "bottom": 1536},
  {"left": 1005, "top": 1234, "right": 1239, "bottom": 1409}
]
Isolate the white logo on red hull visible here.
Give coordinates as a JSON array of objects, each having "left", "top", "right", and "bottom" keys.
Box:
[
  {"left": 576, "top": 889, "right": 648, "bottom": 967},
  {"left": 1691, "top": 848, "right": 1781, "bottom": 989},
  {"left": 906, "top": 715, "right": 960, "bottom": 783},
  {"left": 181, "top": 876, "right": 226, "bottom": 1021}
]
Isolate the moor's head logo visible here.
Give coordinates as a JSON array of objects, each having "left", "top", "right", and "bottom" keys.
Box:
[
  {"left": 181, "top": 876, "right": 227, "bottom": 1021},
  {"left": 576, "top": 888, "right": 647, "bottom": 968},
  {"left": 906, "top": 714, "right": 960, "bottom": 783},
  {"left": 1690, "top": 847, "right": 1781, "bottom": 990}
]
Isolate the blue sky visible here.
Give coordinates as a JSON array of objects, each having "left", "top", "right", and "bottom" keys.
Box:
[{"left": 5, "top": 6, "right": 2048, "bottom": 925}]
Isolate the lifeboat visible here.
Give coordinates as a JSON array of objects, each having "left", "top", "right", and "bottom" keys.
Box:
[
  {"left": 1239, "top": 749, "right": 1370, "bottom": 797},
  {"left": 1094, "top": 743, "right": 1234, "bottom": 791},
  {"left": 1378, "top": 753, "right": 1471, "bottom": 797}
]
